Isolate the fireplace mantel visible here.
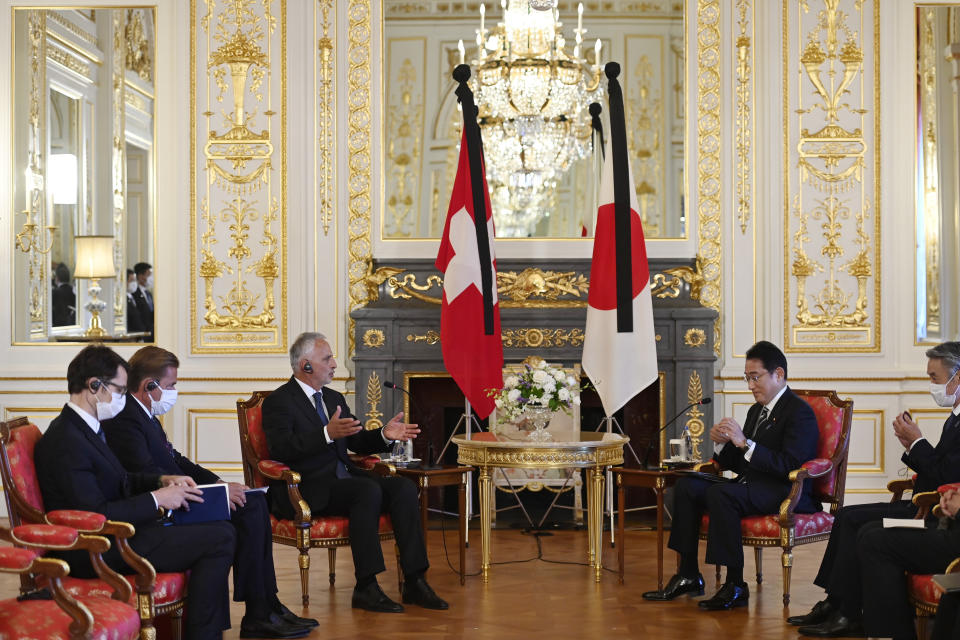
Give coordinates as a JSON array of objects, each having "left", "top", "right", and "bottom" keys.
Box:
[{"left": 351, "top": 258, "right": 717, "bottom": 461}]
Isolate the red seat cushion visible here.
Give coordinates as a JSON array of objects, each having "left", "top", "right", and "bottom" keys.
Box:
[
  {"left": 907, "top": 573, "right": 942, "bottom": 606},
  {"left": 701, "top": 511, "right": 835, "bottom": 539},
  {"left": 51, "top": 571, "right": 186, "bottom": 607},
  {"left": 271, "top": 513, "right": 393, "bottom": 539},
  {"left": 5, "top": 424, "right": 45, "bottom": 512},
  {"left": 0, "top": 595, "right": 140, "bottom": 640}
]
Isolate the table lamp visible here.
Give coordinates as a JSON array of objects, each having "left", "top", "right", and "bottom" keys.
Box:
[{"left": 73, "top": 235, "right": 115, "bottom": 337}]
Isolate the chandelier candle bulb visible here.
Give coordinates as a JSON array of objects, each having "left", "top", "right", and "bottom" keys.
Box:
[
  {"left": 594, "top": 38, "right": 601, "bottom": 67},
  {"left": 480, "top": 3, "right": 485, "bottom": 34},
  {"left": 577, "top": 3, "right": 582, "bottom": 34},
  {"left": 458, "top": 39, "right": 465, "bottom": 64}
]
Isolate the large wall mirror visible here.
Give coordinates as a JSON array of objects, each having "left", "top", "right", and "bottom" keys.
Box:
[
  {"left": 381, "top": 0, "right": 684, "bottom": 240},
  {"left": 915, "top": 4, "right": 960, "bottom": 343},
  {"left": 11, "top": 7, "right": 155, "bottom": 343}
]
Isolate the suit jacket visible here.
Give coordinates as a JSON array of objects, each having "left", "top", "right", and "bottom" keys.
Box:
[
  {"left": 714, "top": 386, "right": 820, "bottom": 513},
  {"left": 35, "top": 405, "right": 162, "bottom": 526},
  {"left": 51, "top": 283, "right": 75, "bottom": 327},
  {"left": 903, "top": 411, "right": 960, "bottom": 494},
  {"left": 262, "top": 377, "right": 391, "bottom": 517},
  {"left": 126, "top": 293, "right": 146, "bottom": 333},
  {"left": 102, "top": 394, "right": 220, "bottom": 485},
  {"left": 131, "top": 288, "right": 154, "bottom": 333}
]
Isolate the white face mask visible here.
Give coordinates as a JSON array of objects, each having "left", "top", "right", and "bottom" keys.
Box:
[
  {"left": 150, "top": 388, "right": 178, "bottom": 416},
  {"left": 127, "top": 281, "right": 137, "bottom": 294},
  {"left": 930, "top": 379, "right": 958, "bottom": 408},
  {"left": 97, "top": 391, "right": 127, "bottom": 421},
  {"left": 145, "top": 274, "right": 154, "bottom": 289}
]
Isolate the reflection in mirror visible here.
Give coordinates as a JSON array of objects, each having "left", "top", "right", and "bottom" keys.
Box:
[
  {"left": 916, "top": 5, "right": 960, "bottom": 342},
  {"left": 382, "top": 0, "right": 684, "bottom": 239},
  {"left": 12, "top": 8, "right": 155, "bottom": 343}
]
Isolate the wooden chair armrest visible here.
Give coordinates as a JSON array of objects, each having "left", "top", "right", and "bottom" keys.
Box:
[
  {"left": 694, "top": 460, "right": 720, "bottom": 474},
  {"left": 30, "top": 557, "right": 93, "bottom": 638},
  {"left": 778, "top": 467, "right": 810, "bottom": 526},
  {"left": 800, "top": 457, "right": 833, "bottom": 478},
  {"left": 44, "top": 510, "right": 107, "bottom": 532},
  {"left": 913, "top": 491, "right": 940, "bottom": 519},
  {"left": 257, "top": 460, "right": 295, "bottom": 482},
  {"left": 350, "top": 454, "right": 382, "bottom": 470},
  {"left": 946, "top": 557, "right": 960, "bottom": 574},
  {"left": 372, "top": 461, "right": 397, "bottom": 477},
  {"left": 887, "top": 478, "right": 915, "bottom": 502}
]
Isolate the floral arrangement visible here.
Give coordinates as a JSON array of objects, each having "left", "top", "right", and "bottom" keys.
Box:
[{"left": 487, "top": 358, "right": 582, "bottom": 422}]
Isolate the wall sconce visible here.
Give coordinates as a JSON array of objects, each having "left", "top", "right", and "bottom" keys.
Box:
[
  {"left": 73, "top": 235, "right": 115, "bottom": 337},
  {"left": 15, "top": 169, "right": 56, "bottom": 254}
]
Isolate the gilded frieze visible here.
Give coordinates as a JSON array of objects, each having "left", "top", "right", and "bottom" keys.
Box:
[
  {"left": 916, "top": 7, "right": 941, "bottom": 340},
  {"left": 111, "top": 11, "right": 128, "bottom": 333},
  {"left": 685, "top": 371, "right": 704, "bottom": 459},
  {"left": 25, "top": 11, "right": 48, "bottom": 335},
  {"left": 191, "top": 0, "right": 287, "bottom": 352},
  {"left": 784, "top": 0, "right": 879, "bottom": 352},
  {"left": 696, "top": 0, "right": 722, "bottom": 356},
  {"left": 365, "top": 371, "right": 384, "bottom": 429},
  {"left": 317, "top": 0, "right": 335, "bottom": 237},
  {"left": 735, "top": 0, "right": 753, "bottom": 234}
]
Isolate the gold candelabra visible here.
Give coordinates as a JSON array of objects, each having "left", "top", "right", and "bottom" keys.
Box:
[{"left": 14, "top": 209, "right": 56, "bottom": 254}]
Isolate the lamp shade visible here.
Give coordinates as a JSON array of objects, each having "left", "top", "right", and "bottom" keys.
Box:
[{"left": 74, "top": 235, "right": 116, "bottom": 279}]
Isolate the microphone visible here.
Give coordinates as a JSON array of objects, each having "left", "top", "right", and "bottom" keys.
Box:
[
  {"left": 382, "top": 381, "right": 440, "bottom": 469},
  {"left": 642, "top": 398, "right": 712, "bottom": 469}
]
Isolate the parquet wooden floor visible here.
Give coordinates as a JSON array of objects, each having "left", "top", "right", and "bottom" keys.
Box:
[
  {"left": 0, "top": 523, "right": 846, "bottom": 639},
  {"left": 239, "top": 525, "right": 827, "bottom": 639}
]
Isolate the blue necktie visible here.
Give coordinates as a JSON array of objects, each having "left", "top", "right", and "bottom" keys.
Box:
[
  {"left": 314, "top": 391, "right": 349, "bottom": 478},
  {"left": 748, "top": 406, "right": 770, "bottom": 440}
]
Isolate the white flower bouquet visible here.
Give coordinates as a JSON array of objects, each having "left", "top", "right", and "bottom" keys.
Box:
[{"left": 487, "top": 358, "right": 583, "bottom": 423}]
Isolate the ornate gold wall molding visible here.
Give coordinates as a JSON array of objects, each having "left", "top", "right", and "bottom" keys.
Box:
[
  {"left": 111, "top": 11, "right": 127, "bottom": 334},
  {"left": 501, "top": 328, "right": 585, "bottom": 348},
  {"left": 917, "top": 7, "right": 941, "bottom": 340},
  {"left": 347, "top": 0, "right": 374, "bottom": 357},
  {"left": 365, "top": 371, "right": 384, "bottom": 429},
  {"left": 24, "top": 10, "right": 48, "bottom": 336},
  {"left": 190, "top": 0, "right": 287, "bottom": 353},
  {"left": 784, "top": 0, "right": 880, "bottom": 352},
  {"left": 317, "top": 0, "right": 335, "bottom": 237},
  {"left": 735, "top": 0, "right": 753, "bottom": 234},
  {"left": 362, "top": 328, "right": 385, "bottom": 348},
  {"left": 696, "top": 0, "right": 722, "bottom": 356}
]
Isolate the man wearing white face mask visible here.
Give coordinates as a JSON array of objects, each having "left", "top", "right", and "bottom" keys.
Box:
[
  {"left": 794, "top": 341, "right": 960, "bottom": 638},
  {"left": 102, "top": 346, "right": 317, "bottom": 639},
  {"left": 132, "top": 262, "right": 154, "bottom": 340},
  {"left": 36, "top": 344, "right": 236, "bottom": 640}
]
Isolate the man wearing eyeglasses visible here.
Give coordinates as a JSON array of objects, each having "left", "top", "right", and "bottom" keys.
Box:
[
  {"left": 36, "top": 344, "right": 236, "bottom": 640},
  {"left": 642, "top": 340, "right": 819, "bottom": 611},
  {"left": 792, "top": 341, "right": 960, "bottom": 638}
]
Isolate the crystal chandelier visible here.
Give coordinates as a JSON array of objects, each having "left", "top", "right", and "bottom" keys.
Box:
[{"left": 465, "top": 0, "right": 603, "bottom": 236}]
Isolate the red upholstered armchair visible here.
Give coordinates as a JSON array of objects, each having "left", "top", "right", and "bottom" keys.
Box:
[
  {"left": 0, "top": 417, "right": 187, "bottom": 640},
  {"left": 905, "top": 488, "right": 958, "bottom": 637},
  {"left": 699, "top": 389, "right": 853, "bottom": 605},
  {"left": 0, "top": 522, "right": 140, "bottom": 640},
  {"left": 237, "top": 391, "right": 395, "bottom": 605}
]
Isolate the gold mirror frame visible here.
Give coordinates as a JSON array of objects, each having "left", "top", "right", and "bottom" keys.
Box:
[
  {"left": 10, "top": 7, "right": 157, "bottom": 344},
  {"left": 379, "top": 0, "right": 687, "bottom": 241}
]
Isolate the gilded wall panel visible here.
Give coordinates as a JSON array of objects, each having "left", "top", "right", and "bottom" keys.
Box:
[
  {"left": 190, "top": 0, "right": 287, "bottom": 353},
  {"left": 783, "top": 0, "right": 880, "bottom": 352}
]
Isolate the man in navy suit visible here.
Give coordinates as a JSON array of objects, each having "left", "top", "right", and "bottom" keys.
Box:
[
  {"left": 35, "top": 345, "right": 234, "bottom": 640},
  {"left": 102, "top": 346, "right": 316, "bottom": 639},
  {"left": 794, "top": 341, "right": 960, "bottom": 637},
  {"left": 262, "top": 331, "right": 447, "bottom": 613},
  {"left": 642, "top": 340, "right": 819, "bottom": 610}
]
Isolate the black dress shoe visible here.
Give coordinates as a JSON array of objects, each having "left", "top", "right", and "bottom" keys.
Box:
[
  {"left": 352, "top": 582, "right": 404, "bottom": 613},
  {"left": 401, "top": 577, "right": 449, "bottom": 610},
  {"left": 239, "top": 613, "right": 312, "bottom": 639},
  {"left": 641, "top": 573, "right": 706, "bottom": 601},
  {"left": 274, "top": 602, "right": 319, "bottom": 629},
  {"left": 787, "top": 599, "right": 837, "bottom": 626},
  {"left": 798, "top": 611, "right": 865, "bottom": 637},
  {"left": 697, "top": 581, "right": 749, "bottom": 610}
]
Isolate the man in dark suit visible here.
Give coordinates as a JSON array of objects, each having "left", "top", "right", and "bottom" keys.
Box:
[
  {"left": 262, "top": 331, "right": 447, "bottom": 613},
  {"left": 855, "top": 486, "right": 960, "bottom": 639},
  {"left": 35, "top": 345, "right": 234, "bottom": 640},
  {"left": 131, "top": 262, "right": 154, "bottom": 339},
  {"left": 51, "top": 263, "right": 76, "bottom": 327},
  {"left": 793, "top": 341, "right": 960, "bottom": 637},
  {"left": 642, "top": 340, "right": 819, "bottom": 610},
  {"left": 126, "top": 269, "right": 146, "bottom": 334},
  {"left": 102, "top": 346, "right": 316, "bottom": 639}
]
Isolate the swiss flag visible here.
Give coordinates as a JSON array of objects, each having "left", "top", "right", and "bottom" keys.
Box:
[
  {"left": 582, "top": 63, "right": 658, "bottom": 415},
  {"left": 435, "top": 130, "right": 503, "bottom": 418}
]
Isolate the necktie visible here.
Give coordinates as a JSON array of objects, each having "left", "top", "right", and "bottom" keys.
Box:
[
  {"left": 154, "top": 417, "right": 175, "bottom": 456},
  {"left": 314, "top": 392, "right": 349, "bottom": 478},
  {"left": 94, "top": 427, "right": 107, "bottom": 444},
  {"left": 749, "top": 406, "right": 770, "bottom": 440}
]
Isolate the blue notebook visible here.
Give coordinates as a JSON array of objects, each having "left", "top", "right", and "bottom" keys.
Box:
[{"left": 171, "top": 483, "right": 231, "bottom": 525}]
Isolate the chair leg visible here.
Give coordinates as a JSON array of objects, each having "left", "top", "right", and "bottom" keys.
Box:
[
  {"left": 395, "top": 543, "right": 403, "bottom": 594},
  {"left": 169, "top": 606, "right": 183, "bottom": 640},
  {"left": 754, "top": 547, "right": 763, "bottom": 584},
  {"left": 715, "top": 564, "right": 721, "bottom": 584},
  {"left": 917, "top": 613, "right": 927, "bottom": 639},
  {"left": 781, "top": 547, "right": 793, "bottom": 606},
  {"left": 135, "top": 593, "right": 156, "bottom": 640},
  {"left": 294, "top": 547, "right": 310, "bottom": 606},
  {"left": 326, "top": 548, "right": 335, "bottom": 587}
]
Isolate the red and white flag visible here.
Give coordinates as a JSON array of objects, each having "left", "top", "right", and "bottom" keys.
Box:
[
  {"left": 435, "top": 129, "right": 503, "bottom": 419},
  {"left": 582, "top": 63, "right": 658, "bottom": 416}
]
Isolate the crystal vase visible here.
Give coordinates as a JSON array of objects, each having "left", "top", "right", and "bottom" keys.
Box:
[{"left": 522, "top": 404, "right": 553, "bottom": 442}]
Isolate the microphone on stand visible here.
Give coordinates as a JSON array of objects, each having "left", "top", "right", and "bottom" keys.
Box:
[
  {"left": 642, "top": 398, "right": 712, "bottom": 470},
  {"left": 383, "top": 380, "right": 440, "bottom": 469}
]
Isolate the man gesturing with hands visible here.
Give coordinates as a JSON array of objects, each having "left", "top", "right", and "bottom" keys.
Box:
[{"left": 262, "top": 332, "right": 447, "bottom": 614}]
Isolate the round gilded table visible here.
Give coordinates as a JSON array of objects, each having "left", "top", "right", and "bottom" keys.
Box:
[{"left": 453, "top": 431, "right": 628, "bottom": 582}]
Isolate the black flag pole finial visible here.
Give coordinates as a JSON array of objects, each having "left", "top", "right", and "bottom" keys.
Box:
[
  {"left": 452, "top": 64, "right": 496, "bottom": 336},
  {"left": 604, "top": 61, "right": 634, "bottom": 333},
  {"left": 589, "top": 102, "right": 604, "bottom": 160}
]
